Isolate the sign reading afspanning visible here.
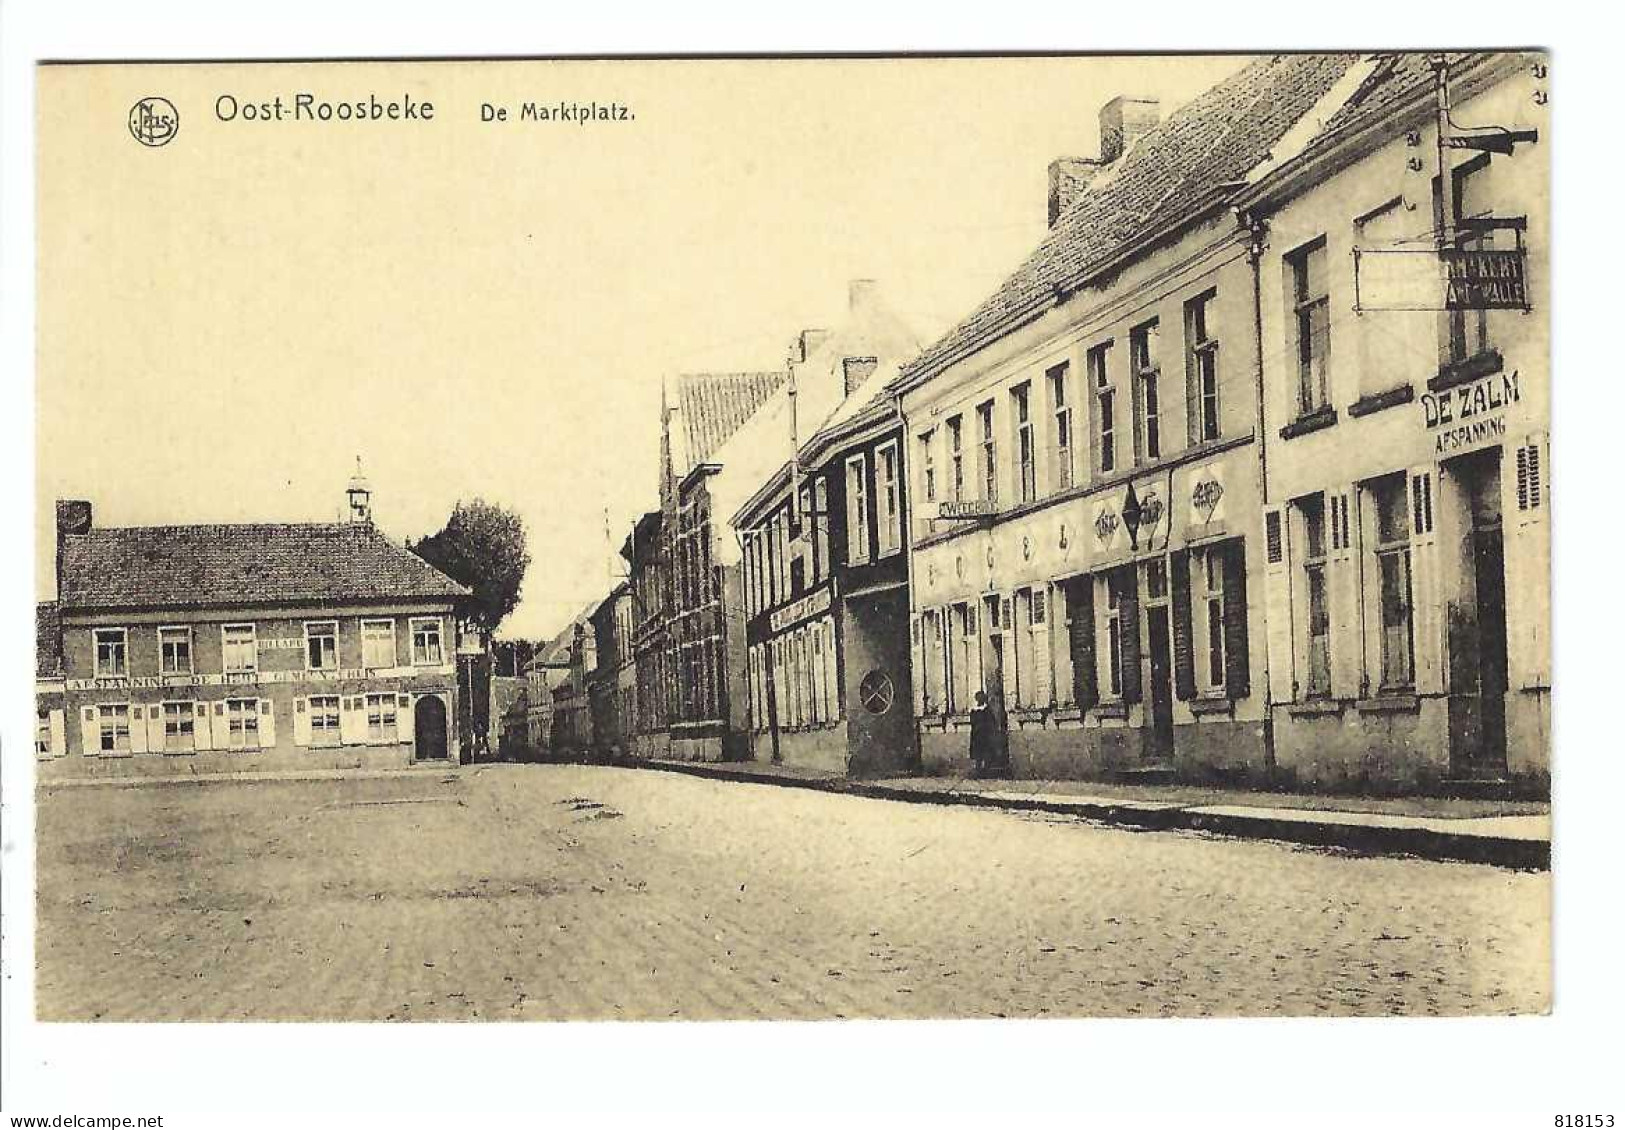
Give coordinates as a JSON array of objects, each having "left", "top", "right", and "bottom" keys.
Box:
[
  {"left": 64, "top": 664, "right": 456, "bottom": 692},
  {"left": 1421, "top": 370, "right": 1521, "bottom": 455},
  {"left": 769, "top": 585, "right": 832, "bottom": 634}
]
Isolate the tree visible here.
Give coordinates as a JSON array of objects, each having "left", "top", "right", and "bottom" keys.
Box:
[{"left": 411, "top": 499, "right": 531, "bottom": 637}]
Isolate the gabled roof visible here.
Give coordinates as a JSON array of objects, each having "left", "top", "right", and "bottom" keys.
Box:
[
  {"left": 670, "top": 371, "right": 788, "bottom": 478},
  {"left": 897, "top": 53, "right": 1362, "bottom": 388},
  {"left": 57, "top": 522, "right": 471, "bottom": 612},
  {"left": 37, "top": 601, "right": 62, "bottom": 680}
]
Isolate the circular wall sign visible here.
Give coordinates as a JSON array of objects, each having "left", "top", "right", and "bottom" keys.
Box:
[{"left": 859, "top": 669, "right": 895, "bottom": 715}]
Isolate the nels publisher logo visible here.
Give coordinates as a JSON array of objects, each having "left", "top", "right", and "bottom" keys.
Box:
[{"left": 128, "top": 96, "right": 179, "bottom": 147}]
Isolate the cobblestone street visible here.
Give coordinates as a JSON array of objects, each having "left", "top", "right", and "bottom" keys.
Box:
[{"left": 36, "top": 765, "right": 1550, "bottom": 1021}]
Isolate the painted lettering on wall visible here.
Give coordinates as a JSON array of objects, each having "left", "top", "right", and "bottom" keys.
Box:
[{"left": 1421, "top": 370, "right": 1521, "bottom": 455}]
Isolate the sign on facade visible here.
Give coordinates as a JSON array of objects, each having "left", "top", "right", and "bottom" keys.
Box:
[{"left": 1421, "top": 370, "right": 1521, "bottom": 456}]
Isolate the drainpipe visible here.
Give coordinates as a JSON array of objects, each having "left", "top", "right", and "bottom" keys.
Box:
[
  {"left": 1243, "top": 209, "right": 1278, "bottom": 776},
  {"left": 891, "top": 383, "right": 924, "bottom": 772}
]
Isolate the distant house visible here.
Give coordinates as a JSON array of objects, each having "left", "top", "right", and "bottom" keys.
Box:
[{"left": 38, "top": 483, "right": 470, "bottom": 781}]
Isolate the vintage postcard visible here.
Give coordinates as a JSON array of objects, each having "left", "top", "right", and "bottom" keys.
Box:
[{"left": 31, "top": 51, "right": 1550, "bottom": 1027}]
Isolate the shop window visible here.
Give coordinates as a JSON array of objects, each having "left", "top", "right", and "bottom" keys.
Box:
[
  {"left": 1288, "top": 236, "right": 1331, "bottom": 416},
  {"left": 364, "top": 693, "right": 398, "bottom": 743},
  {"left": 1104, "top": 589, "right": 1124, "bottom": 699},
  {"left": 1201, "top": 551, "right": 1227, "bottom": 691},
  {"left": 1043, "top": 363, "right": 1074, "bottom": 493},
  {"left": 306, "top": 621, "right": 339, "bottom": 670},
  {"left": 161, "top": 701, "right": 194, "bottom": 751},
  {"left": 1185, "top": 290, "right": 1220, "bottom": 443},
  {"left": 1130, "top": 319, "right": 1162, "bottom": 462},
  {"left": 309, "top": 695, "right": 341, "bottom": 746},
  {"left": 1012, "top": 382, "right": 1036, "bottom": 503},
  {"left": 411, "top": 618, "right": 444, "bottom": 666},
  {"left": 361, "top": 619, "right": 396, "bottom": 669},
  {"left": 225, "top": 698, "right": 259, "bottom": 750},
  {"left": 97, "top": 704, "right": 131, "bottom": 753},
  {"left": 1089, "top": 341, "right": 1116, "bottom": 476},
  {"left": 222, "top": 624, "right": 257, "bottom": 673},
  {"left": 94, "top": 628, "right": 128, "bottom": 678},
  {"left": 1371, "top": 476, "right": 1414, "bottom": 690},
  {"left": 159, "top": 627, "right": 192, "bottom": 676},
  {"left": 1299, "top": 496, "right": 1332, "bottom": 698}
]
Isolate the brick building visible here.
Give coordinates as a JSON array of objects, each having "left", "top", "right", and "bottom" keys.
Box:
[{"left": 37, "top": 488, "right": 470, "bottom": 780}]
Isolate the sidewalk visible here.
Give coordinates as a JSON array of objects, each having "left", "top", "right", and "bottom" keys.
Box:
[{"left": 640, "top": 758, "right": 1551, "bottom": 871}]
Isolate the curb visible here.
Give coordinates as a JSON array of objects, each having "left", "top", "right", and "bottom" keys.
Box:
[{"left": 635, "top": 759, "right": 1550, "bottom": 872}]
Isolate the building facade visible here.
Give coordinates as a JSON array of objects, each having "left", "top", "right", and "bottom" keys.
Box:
[
  {"left": 1240, "top": 51, "right": 1548, "bottom": 791},
  {"left": 623, "top": 509, "right": 674, "bottom": 759},
  {"left": 587, "top": 582, "right": 635, "bottom": 757},
  {"left": 895, "top": 57, "right": 1363, "bottom": 783},
  {"left": 38, "top": 493, "right": 469, "bottom": 781}
]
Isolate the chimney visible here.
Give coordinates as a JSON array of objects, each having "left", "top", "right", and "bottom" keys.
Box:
[
  {"left": 55, "top": 499, "right": 92, "bottom": 602},
  {"left": 843, "top": 356, "right": 879, "bottom": 396},
  {"left": 1098, "top": 96, "right": 1160, "bottom": 165},
  {"left": 848, "top": 278, "right": 879, "bottom": 314},
  {"left": 1048, "top": 156, "right": 1105, "bottom": 227},
  {"left": 796, "top": 328, "right": 832, "bottom": 363}
]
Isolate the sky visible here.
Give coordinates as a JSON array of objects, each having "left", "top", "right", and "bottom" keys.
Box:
[{"left": 36, "top": 55, "right": 1253, "bottom": 641}]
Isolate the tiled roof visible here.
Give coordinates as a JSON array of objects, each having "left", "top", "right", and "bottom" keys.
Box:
[
  {"left": 672, "top": 371, "right": 787, "bottom": 475},
  {"left": 58, "top": 522, "right": 471, "bottom": 612},
  {"left": 899, "top": 53, "right": 1361, "bottom": 386},
  {"left": 37, "top": 601, "right": 62, "bottom": 679}
]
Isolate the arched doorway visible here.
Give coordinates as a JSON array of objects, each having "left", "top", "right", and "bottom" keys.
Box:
[{"left": 414, "top": 694, "right": 449, "bottom": 761}]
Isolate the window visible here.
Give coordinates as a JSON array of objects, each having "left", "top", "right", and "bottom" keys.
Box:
[
  {"left": 159, "top": 627, "right": 192, "bottom": 675},
  {"left": 977, "top": 400, "right": 997, "bottom": 503},
  {"left": 919, "top": 430, "right": 936, "bottom": 503},
  {"left": 1104, "top": 585, "right": 1124, "bottom": 698},
  {"left": 362, "top": 619, "right": 396, "bottom": 669},
  {"left": 365, "top": 693, "right": 399, "bottom": 743},
  {"left": 411, "top": 618, "right": 444, "bottom": 666},
  {"left": 1089, "top": 341, "right": 1116, "bottom": 475},
  {"left": 847, "top": 455, "right": 871, "bottom": 563},
  {"left": 1447, "top": 157, "right": 1494, "bottom": 365},
  {"left": 947, "top": 416, "right": 964, "bottom": 502},
  {"left": 954, "top": 602, "right": 977, "bottom": 712},
  {"left": 814, "top": 478, "right": 831, "bottom": 578},
  {"left": 1289, "top": 237, "right": 1331, "bottom": 415},
  {"left": 222, "top": 624, "right": 257, "bottom": 673},
  {"left": 1185, "top": 291, "right": 1220, "bottom": 443},
  {"left": 162, "top": 701, "right": 194, "bottom": 751},
  {"left": 93, "top": 628, "right": 127, "bottom": 678},
  {"left": 1371, "top": 476, "right": 1414, "bottom": 689},
  {"left": 305, "top": 621, "right": 339, "bottom": 670},
  {"left": 1048, "top": 363, "right": 1074, "bottom": 491},
  {"left": 920, "top": 608, "right": 942, "bottom": 713},
  {"left": 309, "top": 695, "right": 341, "bottom": 746},
  {"left": 1130, "top": 319, "right": 1161, "bottom": 462},
  {"left": 876, "top": 442, "right": 901, "bottom": 556},
  {"left": 36, "top": 711, "right": 51, "bottom": 756},
  {"left": 1012, "top": 382, "right": 1036, "bottom": 503},
  {"left": 97, "top": 704, "right": 131, "bottom": 753},
  {"left": 1300, "top": 496, "right": 1331, "bottom": 697},
  {"left": 1201, "top": 551, "right": 1228, "bottom": 691},
  {"left": 799, "top": 484, "right": 818, "bottom": 585},
  {"left": 225, "top": 698, "right": 259, "bottom": 749}
]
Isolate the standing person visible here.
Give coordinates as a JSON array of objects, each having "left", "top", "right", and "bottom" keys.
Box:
[{"left": 969, "top": 690, "right": 996, "bottom": 778}]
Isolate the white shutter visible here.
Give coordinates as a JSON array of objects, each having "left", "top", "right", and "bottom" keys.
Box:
[
  {"left": 145, "top": 703, "right": 166, "bottom": 754},
  {"left": 258, "top": 699, "right": 276, "bottom": 748},
  {"left": 292, "top": 697, "right": 312, "bottom": 747},
  {"left": 80, "top": 706, "right": 99, "bottom": 756},
  {"left": 192, "top": 702, "right": 213, "bottom": 751},
  {"left": 398, "top": 693, "right": 415, "bottom": 745},
  {"left": 1032, "top": 590, "right": 1052, "bottom": 706},
  {"left": 1328, "top": 488, "right": 1363, "bottom": 700},
  {"left": 1261, "top": 506, "right": 1296, "bottom": 703},
  {"left": 1052, "top": 584, "right": 1073, "bottom": 706},
  {"left": 128, "top": 704, "right": 149, "bottom": 754},
  {"left": 910, "top": 615, "right": 924, "bottom": 716},
  {"left": 50, "top": 709, "right": 66, "bottom": 758},
  {"left": 340, "top": 696, "right": 367, "bottom": 745},
  {"left": 213, "top": 701, "right": 234, "bottom": 750},
  {"left": 1408, "top": 465, "right": 1443, "bottom": 695},
  {"left": 1508, "top": 434, "right": 1551, "bottom": 690}
]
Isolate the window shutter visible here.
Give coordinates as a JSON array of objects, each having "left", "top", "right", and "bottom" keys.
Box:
[
  {"left": 398, "top": 693, "right": 415, "bottom": 745},
  {"left": 128, "top": 704, "right": 149, "bottom": 754},
  {"left": 212, "top": 701, "right": 232, "bottom": 750},
  {"left": 910, "top": 615, "right": 924, "bottom": 716},
  {"left": 1171, "top": 550, "right": 1196, "bottom": 701},
  {"left": 292, "top": 697, "right": 312, "bottom": 747},
  {"left": 1408, "top": 465, "right": 1443, "bottom": 695},
  {"left": 1031, "top": 592, "right": 1053, "bottom": 706},
  {"left": 79, "top": 706, "right": 99, "bottom": 756},
  {"left": 1261, "top": 505, "right": 1296, "bottom": 704},
  {"left": 340, "top": 696, "right": 365, "bottom": 745},
  {"left": 1116, "top": 567, "right": 1142, "bottom": 705},
  {"left": 193, "top": 702, "right": 213, "bottom": 751},
  {"left": 1051, "top": 585, "right": 1074, "bottom": 706},
  {"left": 145, "top": 703, "right": 165, "bottom": 754},
  {"left": 1067, "top": 577, "right": 1097, "bottom": 710},
  {"left": 1221, "top": 539, "right": 1251, "bottom": 699},
  {"left": 1328, "top": 488, "right": 1364, "bottom": 700},
  {"left": 258, "top": 699, "right": 276, "bottom": 748},
  {"left": 1507, "top": 434, "right": 1551, "bottom": 690},
  {"left": 50, "top": 709, "right": 66, "bottom": 758}
]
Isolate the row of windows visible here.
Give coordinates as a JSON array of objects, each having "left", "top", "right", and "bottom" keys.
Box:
[
  {"left": 748, "top": 616, "right": 841, "bottom": 733},
  {"left": 48, "top": 693, "right": 418, "bottom": 757},
  {"left": 87, "top": 617, "right": 444, "bottom": 679},
  {"left": 916, "top": 290, "right": 1222, "bottom": 527}
]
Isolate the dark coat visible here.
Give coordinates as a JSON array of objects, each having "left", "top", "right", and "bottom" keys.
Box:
[{"left": 969, "top": 704, "right": 1002, "bottom": 769}]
